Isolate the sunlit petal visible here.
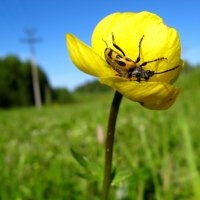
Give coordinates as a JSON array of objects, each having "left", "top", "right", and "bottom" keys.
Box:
[
  {"left": 140, "top": 87, "right": 180, "bottom": 110},
  {"left": 66, "top": 34, "right": 114, "bottom": 77}
]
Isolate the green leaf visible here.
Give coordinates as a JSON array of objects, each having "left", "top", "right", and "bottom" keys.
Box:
[
  {"left": 71, "top": 148, "right": 89, "bottom": 169},
  {"left": 76, "top": 172, "right": 100, "bottom": 182},
  {"left": 111, "top": 170, "right": 132, "bottom": 186},
  {"left": 71, "top": 148, "right": 103, "bottom": 182}
]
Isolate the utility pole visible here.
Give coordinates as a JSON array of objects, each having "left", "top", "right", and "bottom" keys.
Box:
[{"left": 21, "top": 28, "right": 42, "bottom": 108}]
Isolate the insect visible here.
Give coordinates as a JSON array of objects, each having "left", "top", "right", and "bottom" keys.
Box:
[{"left": 103, "top": 33, "right": 180, "bottom": 82}]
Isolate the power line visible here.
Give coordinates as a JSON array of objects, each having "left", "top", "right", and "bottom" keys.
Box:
[{"left": 21, "top": 28, "right": 42, "bottom": 108}]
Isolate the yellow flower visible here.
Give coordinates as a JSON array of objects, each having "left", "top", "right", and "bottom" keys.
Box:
[{"left": 66, "top": 11, "right": 183, "bottom": 110}]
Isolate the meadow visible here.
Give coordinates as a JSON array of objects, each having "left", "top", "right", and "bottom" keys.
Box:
[{"left": 0, "top": 68, "right": 200, "bottom": 200}]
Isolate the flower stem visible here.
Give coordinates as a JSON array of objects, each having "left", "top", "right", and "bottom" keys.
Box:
[{"left": 101, "top": 91, "right": 123, "bottom": 200}]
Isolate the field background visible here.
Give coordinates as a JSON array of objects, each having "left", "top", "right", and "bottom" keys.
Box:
[{"left": 0, "top": 68, "right": 200, "bottom": 200}]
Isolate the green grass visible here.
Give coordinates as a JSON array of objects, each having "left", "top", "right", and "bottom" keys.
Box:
[{"left": 0, "top": 68, "right": 200, "bottom": 200}]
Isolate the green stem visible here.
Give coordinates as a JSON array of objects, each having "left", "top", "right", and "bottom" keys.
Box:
[{"left": 101, "top": 91, "right": 123, "bottom": 200}]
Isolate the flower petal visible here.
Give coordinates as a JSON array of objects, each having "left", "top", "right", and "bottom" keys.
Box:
[
  {"left": 140, "top": 87, "right": 180, "bottom": 110},
  {"left": 66, "top": 33, "right": 114, "bottom": 77},
  {"left": 100, "top": 76, "right": 180, "bottom": 110},
  {"left": 92, "top": 12, "right": 182, "bottom": 84}
]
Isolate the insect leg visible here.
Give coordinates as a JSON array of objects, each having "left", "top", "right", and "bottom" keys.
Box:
[
  {"left": 135, "top": 35, "right": 144, "bottom": 63},
  {"left": 140, "top": 57, "right": 167, "bottom": 67},
  {"left": 111, "top": 33, "right": 126, "bottom": 56}
]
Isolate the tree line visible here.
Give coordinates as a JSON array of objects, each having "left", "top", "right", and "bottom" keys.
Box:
[{"left": 0, "top": 55, "right": 73, "bottom": 108}]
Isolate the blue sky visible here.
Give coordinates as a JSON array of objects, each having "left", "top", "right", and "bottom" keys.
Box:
[{"left": 0, "top": 0, "right": 200, "bottom": 90}]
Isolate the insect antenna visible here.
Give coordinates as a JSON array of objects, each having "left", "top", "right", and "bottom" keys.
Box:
[
  {"left": 102, "top": 39, "right": 108, "bottom": 48},
  {"left": 111, "top": 32, "right": 126, "bottom": 56},
  {"left": 154, "top": 65, "right": 180, "bottom": 74},
  {"left": 135, "top": 35, "right": 144, "bottom": 63}
]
